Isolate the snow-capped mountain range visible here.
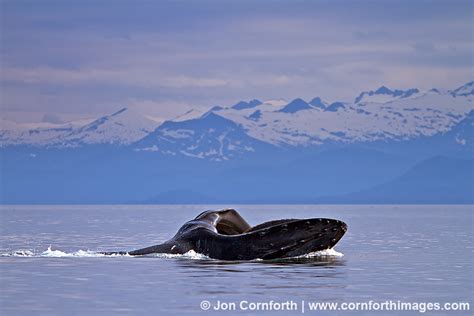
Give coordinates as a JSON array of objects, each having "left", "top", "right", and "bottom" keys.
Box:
[
  {"left": 0, "top": 108, "right": 159, "bottom": 147},
  {"left": 1, "top": 81, "right": 473, "bottom": 161}
]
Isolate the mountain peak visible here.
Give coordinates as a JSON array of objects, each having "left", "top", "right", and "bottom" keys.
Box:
[
  {"left": 375, "top": 86, "right": 393, "bottom": 94},
  {"left": 210, "top": 105, "right": 224, "bottom": 112},
  {"left": 279, "top": 98, "right": 312, "bottom": 113},
  {"left": 400, "top": 88, "right": 419, "bottom": 98},
  {"left": 1, "top": 82, "right": 472, "bottom": 152},
  {"left": 325, "top": 102, "right": 345, "bottom": 112},
  {"left": 172, "top": 109, "right": 204, "bottom": 122},
  {"left": 65, "top": 107, "right": 159, "bottom": 145},
  {"left": 309, "top": 97, "right": 327, "bottom": 109},
  {"left": 136, "top": 110, "right": 267, "bottom": 161},
  {"left": 111, "top": 107, "right": 128, "bottom": 116},
  {"left": 248, "top": 110, "right": 262, "bottom": 121},
  {"left": 232, "top": 99, "right": 262, "bottom": 110},
  {"left": 451, "top": 81, "right": 474, "bottom": 96},
  {"left": 355, "top": 86, "right": 419, "bottom": 104},
  {"left": 199, "top": 111, "right": 234, "bottom": 124}
]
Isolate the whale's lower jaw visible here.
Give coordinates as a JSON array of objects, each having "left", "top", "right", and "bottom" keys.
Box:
[{"left": 127, "top": 242, "right": 176, "bottom": 256}]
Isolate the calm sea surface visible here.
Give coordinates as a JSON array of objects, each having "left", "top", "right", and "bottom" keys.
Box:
[{"left": 0, "top": 205, "right": 472, "bottom": 315}]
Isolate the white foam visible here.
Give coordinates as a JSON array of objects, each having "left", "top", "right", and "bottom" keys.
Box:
[
  {"left": 1, "top": 247, "right": 342, "bottom": 260},
  {"left": 294, "top": 248, "right": 344, "bottom": 258},
  {"left": 1, "top": 246, "right": 130, "bottom": 258},
  {"left": 40, "top": 246, "right": 110, "bottom": 258},
  {"left": 149, "top": 250, "right": 210, "bottom": 260},
  {"left": 1, "top": 249, "right": 35, "bottom": 257},
  {"left": 1, "top": 247, "right": 208, "bottom": 260}
]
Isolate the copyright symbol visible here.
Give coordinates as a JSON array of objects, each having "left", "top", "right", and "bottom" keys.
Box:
[{"left": 200, "top": 300, "right": 211, "bottom": 310}]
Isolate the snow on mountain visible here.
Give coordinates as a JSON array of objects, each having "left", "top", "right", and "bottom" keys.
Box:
[
  {"left": 1, "top": 82, "right": 473, "bottom": 158},
  {"left": 231, "top": 99, "right": 262, "bottom": 110},
  {"left": 278, "top": 98, "right": 315, "bottom": 113},
  {"left": 171, "top": 99, "right": 282, "bottom": 121},
  {"left": 0, "top": 119, "right": 22, "bottom": 131},
  {"left": 214, "top": 83, "right": 473, "bottom": 147},
  {"left": 355, "top": 86, "right": 420, "bottom": 104},
  {"left": 443, "top": 109, "right": 474, "bottom": 147},
  {"left": 134, "top": 112, "right": 270, "bottom": 161},
  {"left": 247, "top": 110, "right": 262, "bottom": 121},
  {"left": 0, "top": 107, "right": 160, "bottom": 147},
  {"left": 62, "top": 108, "right": 159, "bottom": 145},
  {"left": 172, "top": 109, "right": 204, "bottom": 122},
  {"left": 309, "top": 97, "right": 328, "bottom": 110},
  {"left": 251, "top": 99, "right": 288, "bottom": 112},
  {"left": 325, "top": 102, "right": 346, "bottom": 112},
  {"left": 261, "top": 99, "right": 288, "bottom": 107},
  {"left": 0, "top": 119, "right": 76, "bottom": 147},
  {"left": 451, "top": 81, "right": 474, "bottom": 97}
]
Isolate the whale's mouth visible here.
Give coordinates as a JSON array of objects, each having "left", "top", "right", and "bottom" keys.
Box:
[
  {"left": 242, "top": 218, "right": 347, "bottom": 260},
  {"left": 277, "top": 221, "right": 347, "bottom": 258}
]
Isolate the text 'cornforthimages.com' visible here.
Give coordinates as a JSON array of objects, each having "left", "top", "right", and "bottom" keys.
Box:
[{"left": 200, "top": 300, "right": 470, "bottom": 313}]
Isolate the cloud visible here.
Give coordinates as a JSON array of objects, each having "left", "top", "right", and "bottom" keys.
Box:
[
  {"left": 125, "top": 98, "right": 196, "bottom": 122},
  {"left": 412, "top": 41, "right": 436, "bottom": 53},
  {"left": 1, "top": 1, "right": 472, "bottom": 122},
  {"left": 2, "top": 66, "right": 230, "bottom": 88},
  {"left": 41, "top": 113, "right": 64, "bottom": 124}
]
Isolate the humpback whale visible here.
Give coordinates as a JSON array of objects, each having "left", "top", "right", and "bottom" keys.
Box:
[{"left": 104, "top": 209, "right": 347, "bottom": 260}]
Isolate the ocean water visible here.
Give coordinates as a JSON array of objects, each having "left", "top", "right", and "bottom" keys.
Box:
[{"left": 0, "top": 205, "right": 472, "bottom": 315}]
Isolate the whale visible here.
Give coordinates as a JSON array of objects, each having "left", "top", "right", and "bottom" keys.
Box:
[{"left": 103, "top": 209, "right": 347, "bottom": 260}]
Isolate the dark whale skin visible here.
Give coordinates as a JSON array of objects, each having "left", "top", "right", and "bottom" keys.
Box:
[{"left": 104, "top": 209, "right": 348, "bottom": 260}]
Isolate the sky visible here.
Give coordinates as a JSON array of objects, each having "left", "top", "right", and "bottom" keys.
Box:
[{"left": 1, "top": 0, "right": 473, "bottom": 123}]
